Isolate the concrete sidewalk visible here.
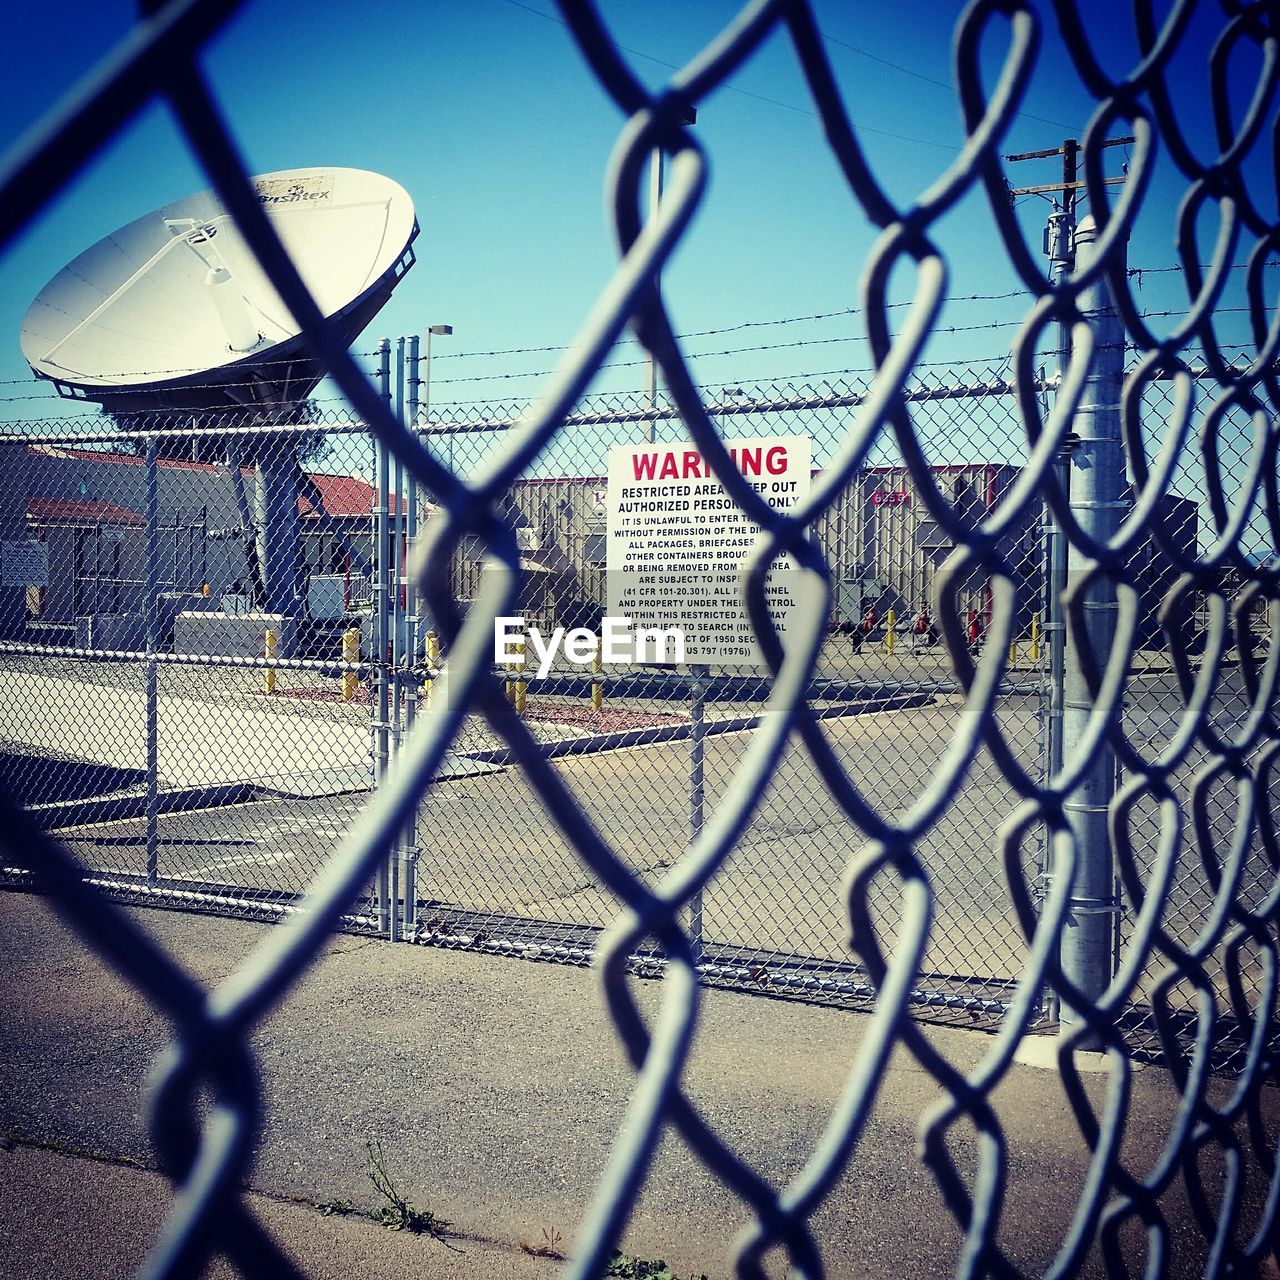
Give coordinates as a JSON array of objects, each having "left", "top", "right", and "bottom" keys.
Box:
[
  {"left": 0, "top": 670, "right": 372, "bottom": 794},
  {"left": 1, "top": 892, "right": 1276, "bottom": 1279},
  {"left": 0, "top": 1143, "right": 559, "bottom": 1280}
]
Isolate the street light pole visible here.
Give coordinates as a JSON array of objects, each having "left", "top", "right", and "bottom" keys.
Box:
[
  {"left": 424, "top": 322, "right": 454, "bottom": 473},
  {"left": 644, "top": 107, "right": 696, "bottom": 443},
  {"left": 401, "top": 321, "right": 451, "bottom": 937},
  {"left": 645, "top": 147, "right": 662, "bottom": 438}
]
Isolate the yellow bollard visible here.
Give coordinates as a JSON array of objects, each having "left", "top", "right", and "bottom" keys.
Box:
[
  {"left": 514, "top": 638, "right": 528, "bottom": 715},
  {"left": 885, "top": 608, "right": 896, "bottom": 656},
  {"left": 425, "top": 629, "right": 440, "bottom": 705},
  {"left": 1030, "top": 612, "right": 1041, "bottom": 663},
  {"left": 263, "top": 628, "right": 278, "bottom": 695},
  {"left": 1009, "top": 639, "right": 1019, "bottom": 667},
  {"left": 591, "top": 636, "right": 603, "bottom": 712},
  {"left": 341, "top": 626, "right": 360, "bottom": 702}
]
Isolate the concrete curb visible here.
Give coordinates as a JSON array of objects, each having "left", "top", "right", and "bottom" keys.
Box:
[
  {"left": 32, "top": 782, "right": 253, "bottom": 831},
  {"left": 460, "top": 691, "right": 935, "bottom": 767}
]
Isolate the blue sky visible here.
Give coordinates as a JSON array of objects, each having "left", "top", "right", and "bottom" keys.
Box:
[{"left": 0, "top": 0, "right": 1273, "bottom": 435}]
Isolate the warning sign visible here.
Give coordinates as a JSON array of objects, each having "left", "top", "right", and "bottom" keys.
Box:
[
  {"left": 606, "top": 437, "right": 812, "bottom": 667},
  {"left": 1, "top": 540, "right": 47, "bottom": 587}
]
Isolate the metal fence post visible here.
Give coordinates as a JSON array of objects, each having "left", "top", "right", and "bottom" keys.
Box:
[
  {"left": 1058, "top": 215, "right": 1126, "bottom": 1044},
  {"left": 374, "top": 338, "right": 392, "bottom": 934},
  {"left": 403, "top": 333, "right": 421, "bottom": 934},
  {"left": 385, "top": 338, "right": 407, "bottom": 942},
  {"left": 689, "top": 662, "right": 709, "bottom": 966},
  {"left": 145, "top": 436, "right": 159, "bottom": 888}
]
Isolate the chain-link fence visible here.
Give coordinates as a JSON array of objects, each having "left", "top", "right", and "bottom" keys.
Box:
[
  {"left": 0, "top": 355, "right": 1268, "bottom": 1038},
  {"left": 410, "top": 369, "right": 1053, "bottom": 1016},
  {"left": 2, "top": 1, "right": 1279, "bottom": 1278},
  {"left": 0, "top": 421, "right": 387, "bottom": 920},
  {"left": 0, "top": 373, "right": 1054, "bottom": 1015}
]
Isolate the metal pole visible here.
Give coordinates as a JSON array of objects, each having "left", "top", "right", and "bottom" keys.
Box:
[
  {"left": 374, "top": 338, "right": 392, "bottom": 933},
  {"left": 1059, "top": 214, "right": 1126, "bottom": 1045},
  {"left": 145, "top": 437, "right": 159, "bottom": 888},
  {"left": 404, "top": 333, "right": 421, "bottom": 934},
  {"left": 423, "top": 327, "right": 434, "bottom": 436},
  {"left": 386, "top": 338, "right": 407, "bottom": 941},
  {"left": 689, "top": 663, "right": 709, "bottom": 966},
  {"left": 644, "top": 146, "right": 661, "bottom": 441},
  {"left": 393, "top": 337, "right": 406, "bottom": 744},
  {"left": 423, "top": 323, "right": 453, "bottom": 476},
  {"left": 1042, "top": 204, "right": 1073, "bottom": 1030},
  {"left": 642, "top": 107, "right": 694, "bottom": 442}
]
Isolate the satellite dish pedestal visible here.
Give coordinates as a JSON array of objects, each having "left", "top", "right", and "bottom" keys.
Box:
[
  {"left": 20, "top": 167, "right": 419, "bottom": 655},
  {"left": 0, "top": 445, "right": 31, "bottom": 639},
  {"left": 255, "top": 450, "right": 304, "bottom": 618}
]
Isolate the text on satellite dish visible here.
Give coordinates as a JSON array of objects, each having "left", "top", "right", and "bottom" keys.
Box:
[{"left": 255, "top": 175, "right": 334, "bottom": 205}]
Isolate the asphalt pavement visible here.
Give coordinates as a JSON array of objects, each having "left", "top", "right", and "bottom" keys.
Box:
[{"left": 2, "top": 891, "right": 1277, "bottom": 1280}]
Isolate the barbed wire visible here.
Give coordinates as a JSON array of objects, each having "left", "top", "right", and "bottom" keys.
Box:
[
  {"left": 1, "top": 312, "right": 1263, "bottom": 420},
  {"left": 2, "top": 274, "right": 1257, "bottom": 400},
  {"left": 0, "top": 292, "right": 1031, "bottom": 394}
]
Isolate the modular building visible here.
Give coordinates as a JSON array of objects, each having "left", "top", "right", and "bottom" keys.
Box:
[
  {"left": 466, "top": 462, "right": 1197, "bottom": 647},
  {"left": 0, "top": 440, "right": 395, "bottom": 644}
]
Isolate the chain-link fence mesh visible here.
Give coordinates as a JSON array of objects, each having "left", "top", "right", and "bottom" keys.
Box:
[
  {"left": 0, "top": 422, "right": 387, "bottom": 924},
  {"left": 407, "top": 373, "right": 1051, "bottom": 1015},
  {"left": 1, "top": 1, "right": 1279, "bottom": 1278},
  {"left": 0, "top": 378, "right": 1053, "bottom": 1015}
]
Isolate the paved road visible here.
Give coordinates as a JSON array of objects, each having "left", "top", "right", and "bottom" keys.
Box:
[
  {"left": 2, "top": 895, "right": 1276, "bottom": 1280},
  {"left": 52, "top": 695, "right": 1041, "bottom": 1002},
  {"left": 15, "top": 659, "right": 1273, "bottom": 1019}
]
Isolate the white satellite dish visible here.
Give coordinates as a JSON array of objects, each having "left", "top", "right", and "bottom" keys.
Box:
[{"left": 20, "top": 166, "right": 418, "bottom": 412}]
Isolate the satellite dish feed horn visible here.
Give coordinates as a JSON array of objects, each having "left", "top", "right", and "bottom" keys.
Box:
[{"left": 203, "top": 264, "right": 260, "bottom": 352}]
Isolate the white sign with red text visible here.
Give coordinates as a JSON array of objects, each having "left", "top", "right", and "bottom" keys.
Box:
[{"left": 606, "top": 437, "right": 811, "bottom": 666}]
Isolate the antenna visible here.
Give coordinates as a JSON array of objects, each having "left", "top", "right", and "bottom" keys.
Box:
[
  {"left": 20, "top": 166, "right": 418, "bottom": 412},
  {"left": 19, "top": 167, "right": 420, "bottom": 647}
]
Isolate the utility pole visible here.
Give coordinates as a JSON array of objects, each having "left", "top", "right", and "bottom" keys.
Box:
[
  {"left": 1059, "top": 214, "right": 1127, "bottom": 1046},
  {"left": 1007, "top": 138, "right": 1131, "bottom": 1045},
  {"left": 1008, "top": 140, "right": 1088, "bottom": 815}
]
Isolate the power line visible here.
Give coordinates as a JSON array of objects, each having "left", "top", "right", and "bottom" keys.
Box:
[
  {"left": 492, "top": 0, "right": 960, "bottom": 152},
  {"left": 819, "top": 30, "right": 1078, "bottom": 134}
]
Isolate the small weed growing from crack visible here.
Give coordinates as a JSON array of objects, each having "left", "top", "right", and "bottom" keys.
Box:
[
  {"left": 315, "top": 1198, "right": 354, "bottom": 1217},
  {"left": 518, "top": 1226, "right": 567, "bottom": 1260},
  {"left": 365, "top": 1137, "right": 450, "bottom": 1237},
  {"left": 606, "top": 1251, "right": 709, "bottom": 1280}
]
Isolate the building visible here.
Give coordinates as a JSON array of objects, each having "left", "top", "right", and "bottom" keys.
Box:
[
  {"left": 473, "top": 462, "right": 1198, "bottom": 647},
  {"left": 1, "top": 441, "right": 398, "bottom": 640}
]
